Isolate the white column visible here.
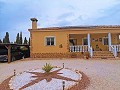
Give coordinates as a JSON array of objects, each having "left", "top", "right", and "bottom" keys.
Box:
[
  {"left": 114, "top": 46, "right": 117, "bottom": 57},
  {"left": 87, "top": 33, "right": 90, "bottom": 48},
  {"left": 108, "top": 33, "right": 112, "bottom": 51}
]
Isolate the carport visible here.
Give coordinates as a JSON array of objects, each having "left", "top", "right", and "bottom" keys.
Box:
[{"left": 0, "top": 44, "right": 30, "bottom": 63}]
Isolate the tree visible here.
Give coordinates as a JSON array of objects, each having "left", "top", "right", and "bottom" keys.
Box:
[
  {"left": 20, "top": 32, "right": 23, "bottom": 44},
  {"left": 6, "top": 32, "right": 10, "bottom": 43},
  {"left": 28, "top": 37, "right": 30, "bottom": 45},
  {"left": 16, "top": 33, "right": 20, "bottom": 44},
  {"left": 3, "top": 38, "right": 5, "bottom": 43},
  {"left": 3, "top": 32, "right": 10, "bottom": 43},
  {"left": 0, "top": 39, "right": 2, "bottom": 43},
  {"left": 24, "top": 37, "right": 28, "bottom": 44}
]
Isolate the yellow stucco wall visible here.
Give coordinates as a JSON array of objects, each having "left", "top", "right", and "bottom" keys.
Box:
[
  {"left": 90, "top": 33, "right": 108, "bottom": 51},
  {"left": 29, "top": 28, "right": 120, "bottom": 58},
  {"left": 31, "top": 31, "right": 69, "bottom": 53},
  {"left": 111, "top": 34, "right": 119, "bottom": 45}
]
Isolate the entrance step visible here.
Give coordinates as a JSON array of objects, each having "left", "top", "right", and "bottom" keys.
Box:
[{"left": 92, "top": 51, "right": 115, "bottom": 59}]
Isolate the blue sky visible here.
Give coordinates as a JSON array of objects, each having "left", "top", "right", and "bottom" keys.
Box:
[{"left": 0, "top": 0, "right": 120, "bottom": 42}]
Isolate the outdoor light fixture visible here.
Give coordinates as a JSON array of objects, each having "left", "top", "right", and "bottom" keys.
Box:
[
  {"left": 14, "top": 69, "right": 16, "bottom": 76},
  {"left": 59, "top": 44, "right": 63, "bottom": 48},
  {"left": 63, "top": 63, "right": 64, "bottom": 68},
  {"left": 62, "top": 81, "right": 65, "bottom": 90}
]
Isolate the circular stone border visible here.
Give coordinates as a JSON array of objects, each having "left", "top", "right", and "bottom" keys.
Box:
[{"left": 0, "top": 69, "right": 90, "bottom": 90}]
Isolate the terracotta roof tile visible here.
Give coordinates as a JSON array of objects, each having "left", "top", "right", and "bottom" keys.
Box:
[{"left": 37, "top": 25, "right": 120, "bottom": 30}]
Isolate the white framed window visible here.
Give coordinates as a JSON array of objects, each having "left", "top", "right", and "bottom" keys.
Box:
[
  {"left": 119, "top": 35, "right": 120, "bottom": 39},
  {"left": 82, "top": 38, "right": 88, "bottom": 45},
  {"left": 102, "top": 37, "right": 108, "bottom": 45},
  {"left": 69, "top": 38, "right": 77, "bottom": 45},
  {"left": 45, "top": 36, "right": 55, "bottom": 46}
]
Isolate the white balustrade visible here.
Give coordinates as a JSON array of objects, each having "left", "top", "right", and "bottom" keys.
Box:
[
  {"left": 111, "top": 45, "right": 120, "bottom": 52},
  {"left": 116, "top": 45, "right": 120, "bottom": 52},
  {"left": 110, "top": 45, "right": 117, "bottom": 57},
  {"left": 70, "top": 45, "right": 93, "bottom": 57},
  {"left": 69, "top": 45, "right": 88, "bottom": 52},
  {"left": 88, "top": 47, "right": 93, "bottom": 57}
]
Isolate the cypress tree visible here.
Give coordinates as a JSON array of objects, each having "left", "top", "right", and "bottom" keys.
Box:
[
  {"left": 3, "top": 32, "right": 10, "bottom": 43},
  {"left": 0, "top": 39, "right": 2, "bottom": 43},
  {"left": 20, "top": 32, "right": 23, "bottom": 44},
  {"left": 6, "top": 32, "right": 10, "bottom": 43},
  {"left": 28, "top": 37, "right": 30, "bottom": 45},
  {"left": 16, "top": 33, "right": 20, "bottom": 44},
  {"left": 24, "top": 37, "right": 28, "bottom": 44},
  {"left": 3, "top": 38, "right": 5, "bottom": 43}
]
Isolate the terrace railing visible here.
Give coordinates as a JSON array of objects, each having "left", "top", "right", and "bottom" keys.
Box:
[
  {"left": 113, "top": 45, "right": 120, "bottom": 52},
  {"left": 88, "top": 46, "right": 93, "bottom": 57},
  {"left": 69, "top": 45, "right": 88, "bottom": 52},
  {"left": 110, "top": 45, "right": 120, "bottom": 57},
  {"left": 110, "top": 45, "right": 117, "bottom": 57}
]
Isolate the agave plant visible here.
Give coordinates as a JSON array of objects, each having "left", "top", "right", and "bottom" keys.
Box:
[{"left": 42, "top": 63, "right": 53, "bottom": 73}]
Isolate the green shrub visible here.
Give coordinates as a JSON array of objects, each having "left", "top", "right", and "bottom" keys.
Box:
[{"left": 42, "top": 63, "right": 53, "bottom": 73}]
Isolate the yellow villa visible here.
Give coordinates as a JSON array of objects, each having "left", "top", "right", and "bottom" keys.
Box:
[{"left": 29, "top": 18, "right": 120, "bottom": 59}]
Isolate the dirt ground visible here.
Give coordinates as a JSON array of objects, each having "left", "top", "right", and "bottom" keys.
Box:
[{"left": 0, "top": 59, "right": 120, "bottom": 90}]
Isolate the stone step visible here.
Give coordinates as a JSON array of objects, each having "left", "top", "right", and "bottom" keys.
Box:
[
  {"left": 92, "top": 56, "right": 115, "bottom": 58},
  {"left": 93, "top": 51, "right": 112, "bottom": 54},
  {"left": 93, "top": 54, "right": 114, "bottom": 56},
  {"left": 93, "top": 55, "right": 114, "bottom": 57},
  {"left": 94, "top": 54, "right": 113, "bottom": 56},
  {"left": 91, "top": 57, "right": 115, "bottom": 60},
  {"left": 92, "top": 51, "right": 115, "bottom": 58},
  {"left": 93, "top": 53, "right": 112, "bottom": 54}
]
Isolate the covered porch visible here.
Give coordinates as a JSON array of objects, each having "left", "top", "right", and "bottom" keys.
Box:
[{"left": 69, "top": 33, "right": 120, "bottom": 58}]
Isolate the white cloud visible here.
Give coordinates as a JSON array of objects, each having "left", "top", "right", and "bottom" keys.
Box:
[
  {"left": 56, "top": 0, "right": 120, "bottom": 25},
  {"left": 0, "top": 0, "right": 120, "bottom": 41}
]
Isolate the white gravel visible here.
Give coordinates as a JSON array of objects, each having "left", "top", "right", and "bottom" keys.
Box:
[
  {"left": 0, "top": 59, "right": 120, "bottom": 90},
  {"left": 9, "top": 68, "right": 81, "bottom": 90},
  {"left": 9, "top": 72, "right": 36, "bottom": 90}
]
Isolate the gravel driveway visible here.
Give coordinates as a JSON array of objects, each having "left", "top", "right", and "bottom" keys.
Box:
[{"left": 0, "top": 59, "right": 120, "bottom": 90}]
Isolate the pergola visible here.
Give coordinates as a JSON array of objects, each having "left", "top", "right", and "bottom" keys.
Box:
[{"left": 0, "top": 43, "right": 29, "bottom": 63}]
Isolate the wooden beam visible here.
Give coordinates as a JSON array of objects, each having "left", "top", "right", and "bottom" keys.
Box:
[{"left": 7, "top": 45, "right": 11, "bottom": 63}]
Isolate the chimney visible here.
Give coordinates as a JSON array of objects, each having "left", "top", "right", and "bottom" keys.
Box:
[{"left": 30, "top": 18, "right": 38, "bottom": 29}]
